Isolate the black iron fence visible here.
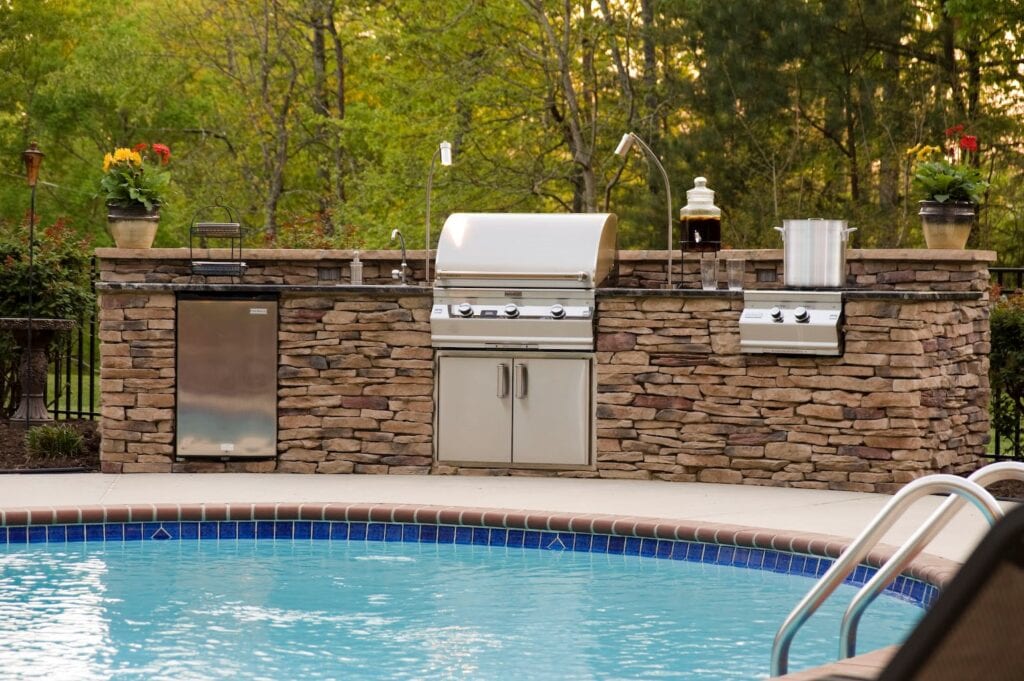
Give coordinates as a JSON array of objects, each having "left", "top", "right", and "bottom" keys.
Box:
[
  {"left": 45, "top": 257, "right": 99, "bottom": 420},
  {"left": 988, "top": 267, "right": 1024, "bottom": 460},
  {"left": 991, "top": 267, "right": 1024, "bottom": 294}
]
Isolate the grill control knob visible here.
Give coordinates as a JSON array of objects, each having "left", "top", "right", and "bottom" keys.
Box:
[
  {"left": 457, "top": 303, "right": 473, "bottom": 317},
  {"left": 769, "top": 307, "right": 784, "bottom": 323},
  {"left": 794, "top": 306, "right": 810, "bottom": 323},
  {"left": 503, "top": 303, "right": 520, "bottom": 318},
  {"left": 550, "top": 304, "right": 566, "bottom": 319}
]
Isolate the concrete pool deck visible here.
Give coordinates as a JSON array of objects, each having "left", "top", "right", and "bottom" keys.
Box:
[{"left": 0, "top": 473, "right": 1009, "bottom": 563}]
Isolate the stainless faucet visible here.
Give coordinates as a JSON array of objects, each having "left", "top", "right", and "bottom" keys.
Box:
[{"left": 391, "top": 228, "right": 410, "bottom": 285}]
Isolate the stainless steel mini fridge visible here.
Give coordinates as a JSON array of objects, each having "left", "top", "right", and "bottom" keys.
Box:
[{"left": 176, "top": 296, "right": 278, "bottom": 458}]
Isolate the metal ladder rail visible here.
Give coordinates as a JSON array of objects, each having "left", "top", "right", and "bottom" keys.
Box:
[
  {"left": 839, "top": 461, "right": 1024, "bottom": 659},
  {"left": 770, "top": 474, "right": 1004, "bottom": 678}
]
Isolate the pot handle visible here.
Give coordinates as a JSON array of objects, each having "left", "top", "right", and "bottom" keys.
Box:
[
  {"left": 843, "top": 227, "right": 858, "bottom": 241},
  {"left": 774, "top": 226, "right": 785, "bottom": 241}
]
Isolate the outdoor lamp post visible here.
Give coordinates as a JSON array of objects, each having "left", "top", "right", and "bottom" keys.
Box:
[
  {"left": 614, "top": 132, "right": 675, "bottom": 289},
  {"left": 21, "top": 142, "right": 44, "bottom": 429},
  {"left": 425, "top": 140, "right": 453, "bottom": 284}
]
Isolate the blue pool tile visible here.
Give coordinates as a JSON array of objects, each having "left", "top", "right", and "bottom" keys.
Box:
[
  {"left": 274, "top": 522, "right": 293, "bottom": 540},
  {"left": 142, "top": 523, "right": 162, "bottom": 541},
  {"left": 636, "top": 538, "right": 655, "bottom": 557},
  {"left": 702, "top": 545, "right": 719, "bottom": 563},
  {"left": 329, "top": 522, "right": 349, "bottom": 541},
  {"left": 716, "top": 546, "right": 734, "bottom": 565},
  {"left": 590, "top": 535, "right": 609, "bottom": 554},
  {"left": 291, "top": 521, "right": 312, "bottom": 540},
  {"left": 435, "top": 526, "right": 455, "bottom": 544},
  {"left": 85, "top": 524, "right": 105, "bottom": 543},
  {"left": 472, "top": 528, "right": 490, "bottom": 545},
  {"left": 418, "top": 525, "right": 438, "bottom": 543},
  {"left": 686, "top": 542, "right": 705, "bottom": 562},
  {"left": 66, "top": 524, "right": 85, "bottom": 543},
  {"left": 123, "top": 524, "right": 143, "bottom": 542},
  {"left": 606, "top": 535, "right": 625, "bottom": 554},
  {"left": 761, "top": 550, "right": 778, "bottom": 571},
  {"left": 0, "top": 527, "right": 6, "bottom": 544},
  {"left": 573, "top": 533, "right": 592, "bottom": 552},
  {"left": 7, "top": 527, "right": 26, "bottom": 544},
  {"left": 255, "top": 522, "right": 274, "bottom": 540},
  {"left": 816, "top": 559, "right": 833, "bottom": 577},
  {"left": 454, "top": 527, "right": 473, "bottom": 545},
  {"left": 522, "top": 531, "right": 541, "bottom": 549},
  {"left": 621, "top": 537, "right": 640, "bottom": 556},
  {"left": 788, "top": 555, "right": 807, "bottom": 575},
  {"left": 312, "top": 522, "right": 331, "bottom": 541},
  {"left": 505, "top": 529, "right": 523, "bottom": 548},
  {"left": 489, "top": 529, "right": 508, "bottom": 547},
  {"left": 556, "top": 532, "right": 575, "bottom": 550},
  {"left": 180, "top": 522, "right": 200, "bottom": 540},
  {"left": 28, "top": 526, "right": 47, "bottom": 543},
  {"left": 670, "top": 541, "right": 689, "bottom": 560},
  {"left": 731, "top": 547, "right": 749, "bottom": 567},
  {"left": 200, "top": 522, "right": 219, "bottom": 540},
  {"left": 655, "top": 540, "right": 673, "bottom": 559},
  {"left": 774, "top": 553, "right": 791, "bottom": 573},
  {"left": 383, "top": 524, "right": 403, "bottom": 542},
  {"left": 219, "top": 522, "right": 238, "bottom": 540},
  {"left": 747, "top": 549, "right": 765, "bottom": 568},
  {"left": 910, "top": 580, "right": 926, "bottom": 603},
  {"left": 349, "top": 523, "right": 368, "bottom": 541},
  {"left": 366, "top": 523, "right": 385, "bottom": 541},
  {"left": 104, "top": 524, "right": 124, "bottom": 542},
  {"left": 541, "top": 533, "right": 565, "bottom": 550},
  {"left": 47, "top": 525, "right": 67, "bottom": 543},
  {"left": 236, "top": 522, "right": 256, "bottom": 540},
  {"left": 402, "top": 524, "right": 420, "bottom": 542}
]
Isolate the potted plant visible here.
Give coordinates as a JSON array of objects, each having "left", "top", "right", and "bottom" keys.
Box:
[
  {"left": 0, "top": 218, "right": 95, "bottom": 420},
  {"left": 907, "top": 125, "right": 988, "bottom": 249},
  {"left": 100, "top": 142, "right": 171, "bottom": 248}
]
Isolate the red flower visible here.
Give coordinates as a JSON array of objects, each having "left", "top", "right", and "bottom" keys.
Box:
[
  {"left": 133, "top": 142, "right": 149, "bottom": 152},
  {"left": 151, "top": 143, "right": 171, "bottom": 164},
  {"left": 959, "top": 135, "right": 978, "bottom": 152},
  {"left": 945, "top": 124, "right": 965, "bottom": 137}
]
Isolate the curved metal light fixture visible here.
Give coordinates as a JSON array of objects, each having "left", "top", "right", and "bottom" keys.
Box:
[{"left": 614, "top": 132, "right": 674, "bottom": 288}]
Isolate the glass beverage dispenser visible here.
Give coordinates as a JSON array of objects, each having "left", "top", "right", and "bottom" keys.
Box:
[{"left": 680, "top": 177, "right": 721, "bottom": 252}]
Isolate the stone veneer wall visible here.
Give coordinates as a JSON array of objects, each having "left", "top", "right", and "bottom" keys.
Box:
[
  {"left": 96, "top": 248, "right": 994, "bottom": 490},
  {"left": 99, "top": 289, "right": 432, "bottom": 474}
]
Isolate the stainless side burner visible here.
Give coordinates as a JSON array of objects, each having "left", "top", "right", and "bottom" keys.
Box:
[{"left": 739, "top": 290, "right": 843, "bottom": 356}]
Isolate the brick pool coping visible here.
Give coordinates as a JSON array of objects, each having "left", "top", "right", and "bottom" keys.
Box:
[{"left": 0, "top": 501, "right": 960, "bottom": 588}]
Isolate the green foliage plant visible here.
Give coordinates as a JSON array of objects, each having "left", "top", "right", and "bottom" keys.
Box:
[
  {"left": 990, "top": 292, "right": 1024, "bottom": 453},
  {"left": 907, "top": 125, "right": 988, "bottom": 205},
  {"left": 25, "top": 424, "right": 84, "bottom": 460},
  {"left": 99, "top": 143, "right": 171, "bottom": 211}
]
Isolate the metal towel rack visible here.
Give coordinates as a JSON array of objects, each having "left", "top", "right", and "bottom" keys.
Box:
[
  {"left": 189, "top": 204, "right": 247, "bottom": 278},
  {"left": 770, "top": 468, "right": 1012, "bottom": 677}
]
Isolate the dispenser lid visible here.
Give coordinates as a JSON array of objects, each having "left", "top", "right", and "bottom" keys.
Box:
[{"left": 685, "top": 177, "right": 718, "bottom": 209}]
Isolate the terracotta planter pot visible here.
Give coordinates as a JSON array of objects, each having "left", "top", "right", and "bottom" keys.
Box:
[
  {"left": 108, "top": 204, "right": 159, "bottom": 249},
  {"left": 918, "top": 200, "right": 976, "bottom": 250}
]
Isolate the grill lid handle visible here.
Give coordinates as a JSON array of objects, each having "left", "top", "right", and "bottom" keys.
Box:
[{"left": 435, "top": 270, "right": 589, "bottom": 282}]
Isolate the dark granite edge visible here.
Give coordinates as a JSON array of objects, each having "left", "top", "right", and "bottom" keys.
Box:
[
  {"left": 599, "top": 288, "right": 983, "bottom": 301},
  {"left": 95, "top": 282, "right": 432, "bottom": 296}
]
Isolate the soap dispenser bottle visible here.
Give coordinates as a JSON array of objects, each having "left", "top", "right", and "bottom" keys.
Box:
[
  {"left": 679, "top": 177, "right": 721, "bottom": 252},
  {"left": 350, "top": 251, "right": 363, "bottom": 285}
]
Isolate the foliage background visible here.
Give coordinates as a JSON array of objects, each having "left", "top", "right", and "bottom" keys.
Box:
[{"left": 0, "top": 0, "right": 1022, "bottom": 261}]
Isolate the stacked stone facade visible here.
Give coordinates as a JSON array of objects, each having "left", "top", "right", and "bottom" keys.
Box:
[{"left": 96, "top": 248, "right": 994, "bottom": 490}]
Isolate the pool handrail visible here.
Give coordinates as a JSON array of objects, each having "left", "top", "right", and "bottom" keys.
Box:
[
  {"left": 770, "top": 473, "right": 1003, "bottom": 678},
  {"left": 838, "top": 461, "right": 1024, "bottom": 660}
]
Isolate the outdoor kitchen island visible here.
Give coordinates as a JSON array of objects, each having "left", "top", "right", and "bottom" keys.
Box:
[{"left": 94, "top": 247, "right": 994, "bottom": 492}]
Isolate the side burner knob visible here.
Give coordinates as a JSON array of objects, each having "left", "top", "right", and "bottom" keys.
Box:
[
  {"left": 503, "top": 303, "right": 520, "bottom": 318},
  {"left": 794, "top": 306, "right": 810, "bottom": 323},
  {"left": 550, "top": 304, "right": 566, "bottom": 319},
  {"left": 457, "top": 303, "right": 473, "bottom": 317},
  {"left": 770, "top": 307, "right": 784, "bottom": 323}
]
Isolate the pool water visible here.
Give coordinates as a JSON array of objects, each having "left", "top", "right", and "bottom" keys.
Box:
[{"left": 0, "top": 539, "right": 921, "bottom": 680}]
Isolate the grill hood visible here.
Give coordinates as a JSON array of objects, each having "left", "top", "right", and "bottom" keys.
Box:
[{"left": 434, "top": 213, "right": 618, "bottom": 289}]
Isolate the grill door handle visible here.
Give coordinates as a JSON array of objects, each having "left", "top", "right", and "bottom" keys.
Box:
[
  {"left": 497, "top": 363, "right": 509, "bottom": 398},
  {"left": 514, "top": 363, "right": 527, "bottom": 399}
]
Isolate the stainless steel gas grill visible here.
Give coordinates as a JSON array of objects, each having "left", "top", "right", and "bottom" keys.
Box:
[{"left": 430, "top": 212, "right": 617, "bottom": 467}]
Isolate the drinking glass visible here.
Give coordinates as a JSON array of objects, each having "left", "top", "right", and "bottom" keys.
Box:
[
  {"left": 700, "top": 258, "right": 718, "bottom": 290},
  {"left": 727, "top": 259, "right": 745, "bottom": 291}
]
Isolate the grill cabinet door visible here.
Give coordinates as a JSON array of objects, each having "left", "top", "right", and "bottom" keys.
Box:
[
  {"left": 436, "top": 355, "right": 512, "bottom": 463},
  {"left": 511, "top": 357, "right": 590, "bottom": 465}
]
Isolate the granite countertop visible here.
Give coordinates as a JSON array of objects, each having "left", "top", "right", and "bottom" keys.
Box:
[
  {"left": 95, "top": 282, "right": 433, "bottom": 295},
  {"left": 599, "top": 287, "right": 984, "bottom": 301}
]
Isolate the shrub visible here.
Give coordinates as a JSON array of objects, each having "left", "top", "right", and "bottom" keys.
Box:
[{"left": 25, "top": 424, "right": 84, "bottom": 460}]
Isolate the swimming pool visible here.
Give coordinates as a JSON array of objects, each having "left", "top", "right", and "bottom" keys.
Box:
[{"left": 0, "top": 509, "right": 932, "bottom": 680}]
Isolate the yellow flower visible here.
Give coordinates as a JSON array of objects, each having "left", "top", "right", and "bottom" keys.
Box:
[
  {"left": 905, "top": 143, "right": 922, "bottom": 157},
  {"left": 102, "top": 153, "right": 114, "bottom": 172},
  {"left": 111, "top": 147, "right": 143, "bottom": 166}
]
